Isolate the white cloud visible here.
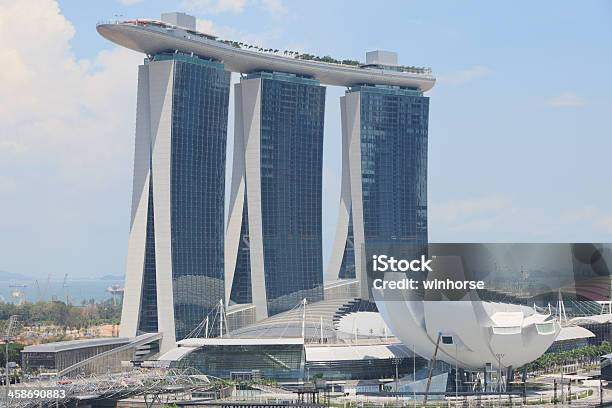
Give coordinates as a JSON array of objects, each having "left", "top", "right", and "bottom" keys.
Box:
[
  {"left": 0, "top": 0, "right": 141, "bottom": 173},
  {"left": 196, "top": 18, "right": 282, "bottom": 47},
  {"left": 438, "top": 65, "right": 492, "bottom": 86},
  {"left": 430, "top": 194, "right": 515, "bottom": 225},
  {"left": 196, "top": 18, "right": 218, "bottom": 35},
  {"left": 559, "top": 207, "right": 612, "bottom": 234},
  {"left": 116, "top": 0, "right": 144, "bottom": 5},
  {"left": 0, "top": 0, "right": 145, "bottom": 278},
  {"left": 547, "top": 92, "right": 586, "bottom": 108},
  {"left": 558, "top": 206, "right": 598, "bottom": 224},
  {"left": 429, "top": 195, "right": 612, "bottom": 241},
  {"left": 260, "top": 0, "right": 287, "bottom": 17},
  {"left": 185, "top": 0, "right": 288, "bottom": 17},
  {"left": 182, "top": 0, "right": 248, "bottom": 14}
]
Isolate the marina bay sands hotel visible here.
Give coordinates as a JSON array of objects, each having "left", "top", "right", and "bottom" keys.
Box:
[{"left": 98, "top": 12, "right": 434, "bottom": 353}]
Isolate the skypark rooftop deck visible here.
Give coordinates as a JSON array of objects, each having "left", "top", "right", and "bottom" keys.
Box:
[{"left": 97, "top": 19, "right": 435, "bottom": 91}]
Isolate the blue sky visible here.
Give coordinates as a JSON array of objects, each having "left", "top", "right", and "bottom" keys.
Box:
[{"left": 1, "top": 0, "right": 611, "bottom": 280}]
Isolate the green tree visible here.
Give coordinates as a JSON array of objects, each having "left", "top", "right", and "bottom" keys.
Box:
[{"left": 0, "top": 343, "right": 24, "bottom": 367}]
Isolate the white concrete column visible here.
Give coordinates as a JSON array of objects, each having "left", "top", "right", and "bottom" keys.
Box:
[
  {"left": 148, "top": 60, "right": 176, "bottom": 353},
  {"left": 120, "top": 64, "right": 152, "bottom": 337},
  {"left": 343, "top": 92, "right": 369, "bottom": 299},
  {"left": 239, "top": 78, "right": 269, "bottom": 321},
  {"left": 224, "top": 83, "right": 247, "bottom": 305},
  {"left": 325, "top": 95, "right": 353, "bottom": 283}
]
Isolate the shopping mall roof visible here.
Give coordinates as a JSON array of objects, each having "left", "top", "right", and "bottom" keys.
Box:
[
  {"left": 178, "top": 337, "right": 304, "bottom": 347},
  {"left": 555, "top": 325, "right": 596, "bottom": 342},
  {"left": 21, "top": 337, "right": 130, "bottom": 353},
  {"left": 569, "top": 314, "right": 612, "bottom": 326},
  {"left": 305, "top": 342, "right": 410, "bottom": 361}
]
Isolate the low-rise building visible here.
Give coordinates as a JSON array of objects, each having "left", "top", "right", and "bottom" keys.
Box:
[{"left": 21, "top": 338, "right": 129, "bottom": 372}]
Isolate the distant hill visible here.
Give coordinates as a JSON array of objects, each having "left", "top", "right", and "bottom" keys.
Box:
[
  {"left": 100, "top": 274, "right": 125, "bottom": 281},
  {"left": 0, "top": 270, "right": 30, "bottom": 281}
]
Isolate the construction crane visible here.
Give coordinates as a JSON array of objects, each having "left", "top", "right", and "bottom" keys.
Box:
[
  {"left": 34, "top": 274, "right": 51, "bottom": 302},
  {"left": 62, "top": 273, "right": 70, "bottom": 305},
  {"left": 3, "top": 315, "right": 19, "bottom": 397},
  {"left": 34, "top": 280, "right": 41, "bottom": 301}
]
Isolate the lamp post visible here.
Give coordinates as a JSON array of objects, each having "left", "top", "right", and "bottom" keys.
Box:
[
  {"left": 455, "top": 342, "right": 458, "bottom": 402},
  {"left": 600, "top": 378, "right": 603, "bottom": 406},
  {"left": 561, "top": 367, "right": 564, "bottom": 404},
  {"left": 391, "top": 357, "right": 401, "bottom": 407},
  {"left": 495, "top": 353, "right": 505, "bottom": 406},
  {"left": 413, "top": 344, "right": 416, "bottom": 407}
]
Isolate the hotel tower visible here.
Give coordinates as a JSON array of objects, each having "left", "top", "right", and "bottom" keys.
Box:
[{"left": 97, "top": 13, "right": 434, "bottom": 352}]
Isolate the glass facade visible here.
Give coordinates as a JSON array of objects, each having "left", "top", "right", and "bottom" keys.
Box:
[
  {"left": 173, "top": 344, "right": 305, "bottom": 382},
  {"left": 170, "top": 343, "right": 424, "bottom": 382},
  {"left": 253, "top": 72, "right": 325, "bottom": 315},
  {"left": 137, "top": 53, "right": 230, "bottom": 340},
  {"left": 21, "top": 342, "right": 129, "bottom": 372},
  {"left": 354, "top": 85, "right": 429, "bottom": 251},
  {"left": 138, "top": 175, "right": 158, "bottom": 333},
  {"left": 307, "top": 356, "right": 422, "bottom": 381},
  {"left": 229, "top": 190, "right": 252, "bottom": 304},
  {"left": 338, "top": 211, "right": 356, "bottom": 279},
  {"left": 168, "top": 53, "right": 230, "bottom": 340}
]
